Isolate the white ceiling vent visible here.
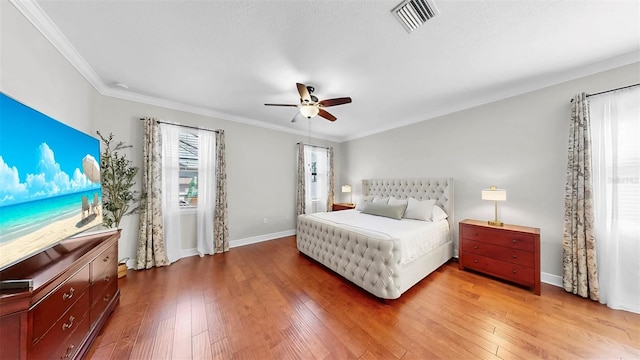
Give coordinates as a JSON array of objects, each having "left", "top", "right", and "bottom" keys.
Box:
[{"left": 392, "top": 0, "right": 439, "bottom": 33}]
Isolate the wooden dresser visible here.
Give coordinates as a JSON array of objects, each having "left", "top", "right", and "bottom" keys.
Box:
[
  {"left": 459, "top": 219, "right": 540, "bottom": 295},
  {"left": 0, "top": 230, "right": 120, "bottom": 359}
]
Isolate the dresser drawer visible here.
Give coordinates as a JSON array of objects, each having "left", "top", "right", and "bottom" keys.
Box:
[
  {"left": 91, "top": 245, "right": 117, "bottom": 282},
  {"left": 29, "top": 292, "right": 89, "bottom": 359},
  {"left": 91, "top": 278, "right": 118, "bottom": 326},
  {"left": 56, "top": 315, "right": 89, "bottom": 360},
  {"left": 91, "top": 261, "right": 117, "bottom": 306},
  {"left": 31, "top": 265, "right": 90, "bottom": 343},
  {"left": 462, "top": 239, "right": 534, "bottom": 267},
  {"left": 462, "top": 253, "right": 535, "bottom": 286},
  {"left": 461, "top": 225, "right": 534, "bottom": 252}
]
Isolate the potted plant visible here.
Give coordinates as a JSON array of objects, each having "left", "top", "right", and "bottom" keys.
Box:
[{"left": 97, "top": 131, "right": 139, "bottom": 228}]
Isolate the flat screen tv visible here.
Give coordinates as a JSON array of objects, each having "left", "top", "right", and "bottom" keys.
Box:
[{"left": 0, "top": 92, "right": 104, "bottom": 271}]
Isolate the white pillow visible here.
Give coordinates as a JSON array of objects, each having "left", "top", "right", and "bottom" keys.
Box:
[
  {"left": 355, "top": 195, "right": 374, "bottom": 211},
  {"left": 388, "top": 196, "right": 408, "bottom": 207},
  {"left": 432, "top": 205, "right": 448, "bottom": 221},
  {"left": 372, "top": 196, "right": 389, "bottom": 204},
  {"left": 404, "top": 198, "right": 436, "bottom": 221}
]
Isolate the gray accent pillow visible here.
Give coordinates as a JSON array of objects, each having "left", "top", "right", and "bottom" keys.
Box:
[
  {"left": 361, "top": 202, "right": 408, "bottom": 220},
  {"left": 355, "top": 195, "right": 374, "bottom": 211}
]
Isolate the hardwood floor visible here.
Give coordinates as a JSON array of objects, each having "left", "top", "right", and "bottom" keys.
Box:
[{"left": 86, "top": 236, "right": 640, "bottom": 359}]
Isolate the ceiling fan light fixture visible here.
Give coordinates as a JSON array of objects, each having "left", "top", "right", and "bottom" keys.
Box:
[{"left": 300, "top": 105, "right": 319, "bottom": 119}]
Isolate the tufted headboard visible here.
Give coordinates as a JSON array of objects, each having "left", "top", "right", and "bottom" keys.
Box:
[{"left": 362, "top": 178, "right": 454, "bottom": 238}]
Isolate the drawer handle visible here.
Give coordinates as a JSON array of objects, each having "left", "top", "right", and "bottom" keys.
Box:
[
  {"left": 103, "top": 256, "right": 110, "bottom": 262},
  {"left": 473, "top": 246, "right": 478, "bottom": 249},
  {"left": 61, "top": 344, "right": 75, "bottom": 359},
  {"left": 512, "top": 270, "right": 518, "bottom": 274},
  {"left": 473, "top": 259, "right": 478, "bottom": 263},
  {"left": 103, "top": 294, "right": 111, "bottom": 302},
  {"left": 104, "top": 276, "right": 110, "bottom": 282},
  {"left": 512, "top": 239, "right": 519, "bottom": 243},
  {"left": 62, "top": 287, "right": 75, "bottom": 300},
  {"left": 512, "top": 254, "right": 518, "bottom": 258},
  {"left": 62, "top": 315, "right": 75, "bottom": 331}
]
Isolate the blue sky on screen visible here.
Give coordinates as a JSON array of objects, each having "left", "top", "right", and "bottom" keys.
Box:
[{"left": 0, "top": 93, "right": 101, "bottom": 206}]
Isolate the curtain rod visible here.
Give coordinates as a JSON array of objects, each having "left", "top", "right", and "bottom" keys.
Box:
[
  {"left": 570, "top": 83, "right": 639, "bottom": 102},
  {"left": 297, "top": 142, "right": 330, "bottom": 150},
  {"left": 139, "top": 118, "right": 219, "bottom": 133}
]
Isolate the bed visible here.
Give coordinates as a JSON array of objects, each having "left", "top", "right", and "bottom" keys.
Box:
[{"left": 296, "top": 178, "right": 454, "bottom": 299}]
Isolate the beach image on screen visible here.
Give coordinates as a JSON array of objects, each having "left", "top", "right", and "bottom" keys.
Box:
[{"left": 0, "top": 93, "right": 103, "bottom": 270}]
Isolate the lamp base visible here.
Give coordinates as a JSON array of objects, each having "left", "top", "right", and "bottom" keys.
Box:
[{"left": 488, "top": 220, "right": 504, "bottom": 227}]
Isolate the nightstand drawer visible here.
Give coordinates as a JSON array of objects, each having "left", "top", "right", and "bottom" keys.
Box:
[
  {"left": 461, "top": 225, "right": 534, "bottom": 252},
  {"left": 461, "top": 254, "right": 535, "bottom": 286},
  {"left": 462, "top": 239, "right": 534, "bottom": 266}
]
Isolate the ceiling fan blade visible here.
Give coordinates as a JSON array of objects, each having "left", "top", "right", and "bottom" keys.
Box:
[
  {"left": 318, "top": 97, "right": 352, "bottom": 107},
  {"left": 296, "top": 83, "right": 311, "bottom": 103},
  {"left": 318, "top": 109, "right": 337, "bottom": 122},
  {"left": 265, "top": 103, "right": 298, "bottom": 107}
]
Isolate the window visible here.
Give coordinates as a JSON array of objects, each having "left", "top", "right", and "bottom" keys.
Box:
[
  {"left": 590, "top": 86, "right": 640, "bottom": 312},
  {"left": 304, "top": 145, "right": 329, "bottom": 213},
  {"left": 178, "top": 131, "right": 198, "bottom": 207}
]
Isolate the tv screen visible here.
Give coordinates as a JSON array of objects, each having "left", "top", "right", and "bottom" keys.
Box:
[{"left": 0, "top": 93, "right": 103, "bottom": 271}]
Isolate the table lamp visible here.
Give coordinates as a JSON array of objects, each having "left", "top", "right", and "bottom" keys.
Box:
[
  {"left": 342, "top": 185, "right": 352, "bottom": 205},
  {"left": 482, "top": 186, "right": 506, "bottom": 226}
]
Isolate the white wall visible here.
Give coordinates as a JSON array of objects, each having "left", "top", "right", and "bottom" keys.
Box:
[
  {"left": 1, "top": 1, "right": 339, "bottom": 266},
  {"left": 90, "top": 95, "right": 338, "bottom": 261},
  {"left": 0, "top": 1, "right": 97, "bottom": 133},
  {"left": 340, "top": 62, "right": 640, "bottom": 283}
]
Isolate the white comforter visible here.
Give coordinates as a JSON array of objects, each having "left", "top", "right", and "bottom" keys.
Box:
[{"left": 304, "top": 210, "right": 450, "bottom": 265}]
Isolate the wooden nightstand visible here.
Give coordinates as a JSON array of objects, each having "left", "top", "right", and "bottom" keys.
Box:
[
  {"left": 459, "top": 219, "right": 540, "bottom": 295},
  {"left": 332, "top": 203, "right": 355, "bottom": 211}
]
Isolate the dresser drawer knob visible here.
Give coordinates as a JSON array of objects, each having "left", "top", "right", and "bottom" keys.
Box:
[
  {"left": 62, "top": 315, "right": 75, "bottom": 331},
  {"left": 103, "top": 256, "right": 110, "bottom": 262},
  {"left": 512, "top": 239, "right": 518, "bottom": 243},
  {"left": 61, "top": 344, "right": 75, "bottom": 359},
  {"left": 62, "top": 287, "right": 75, "bottom": 300},
  {"left": 473, "top": 246, "right": 478, "bottom": 249},
  {"left": 474, "top": 259, "right": 478, "bottom": 263},
  {"left": 512, "top": 270, "right": 517, "bottom": 274},
  {"left": 103, "top": 294, "right": 111, "bottom": 302},
  {"left": 104, "top": 276, "right": 110, "bottom": 282},
  {"left": 512, "top": 254, "right": 517, "bottom": 258}
]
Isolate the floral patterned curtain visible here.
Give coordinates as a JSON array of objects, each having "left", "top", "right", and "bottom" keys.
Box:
[
  {"left": 213, "top": 130, "right": 229, "bottom": 253},
  {"left": 296, "top": 143, "right": 305, "bottom": 215},
  {"left": 562, "top": 93, "right": 600, "bottom": 300},
  {"left": 327, "top": 147, "right": 334, "bottom": 211},
  {"left": 136, "top": 117, "right": 170, "bottom": 269}
]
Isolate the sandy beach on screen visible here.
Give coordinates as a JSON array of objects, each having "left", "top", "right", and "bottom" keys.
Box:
[{"left": 0, "top": 211, "right": 103, "bottom": 270}]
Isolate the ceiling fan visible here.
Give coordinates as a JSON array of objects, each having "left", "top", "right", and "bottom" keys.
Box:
[{"left": 265, "top": 83, "right": 352, "bottom": 122}]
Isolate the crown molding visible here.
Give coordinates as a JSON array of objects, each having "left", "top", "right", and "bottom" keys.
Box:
[
  {"left": 11, "top": 0, "right": 638, "bottom": 144},
  {"left": 345, "top": 50, "right": 640, "bottom": 142},
  {"left": 9, "top": 0, "right": 108, "bottom": 94},
  {"left": 9, "top": 0, "right": 341, "bottom": 143}
]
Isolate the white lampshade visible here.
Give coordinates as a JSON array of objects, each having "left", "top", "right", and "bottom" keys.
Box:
[
  {"left": 300, "top": 105, "right": 319, "bottom": 118},
  {"left": 482, "top": 187, "right": 506, "bottom": 201},
  {"left": 342, "top": 185, "right": 352, "bottom": 193}
]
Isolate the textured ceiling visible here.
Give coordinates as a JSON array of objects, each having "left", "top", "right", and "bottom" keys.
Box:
[{"left": 18, "top": 0, "right": 640, "bottom": 142}]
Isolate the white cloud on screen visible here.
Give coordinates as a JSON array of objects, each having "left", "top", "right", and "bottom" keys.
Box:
[{"left": 0, "top": 143, "right": 97, "bottom": 205}]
